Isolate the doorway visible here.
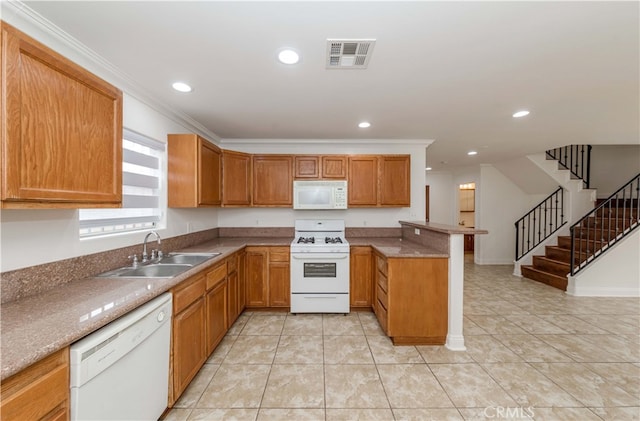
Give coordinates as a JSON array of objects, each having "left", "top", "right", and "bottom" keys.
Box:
[{"left": 458, "top": 183, "right": 475, "bottom": 253}]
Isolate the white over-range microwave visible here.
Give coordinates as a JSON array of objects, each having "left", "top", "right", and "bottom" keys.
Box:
[{"left": 293, "top": 180, "right": 348, "bottom": 210}]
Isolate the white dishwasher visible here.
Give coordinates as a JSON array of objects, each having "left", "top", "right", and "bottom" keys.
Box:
[{"left": 70, "top": 293, "right": 172, "bottom": 421}]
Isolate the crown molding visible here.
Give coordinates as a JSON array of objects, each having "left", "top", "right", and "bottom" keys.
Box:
[
  {"left": 2, "top": 0, "right": 221, "bottom": 143},
  {"left": 220, "top": 138, "right": 435, "bottom": 146}
]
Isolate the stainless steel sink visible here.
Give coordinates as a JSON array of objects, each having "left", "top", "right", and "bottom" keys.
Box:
[
  {"left": 117, "top": 264, "right": 193, "bottom": 278},
  {"left": 97, "top": 252, "right": 220, "bottom": 278},
  {"left": 158, "top": 252, "right": 220, "bottom": 265}
]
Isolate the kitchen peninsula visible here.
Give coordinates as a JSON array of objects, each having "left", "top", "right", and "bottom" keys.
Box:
[{"left": 397, "top": 221, "right": 488, "bottom": 351}]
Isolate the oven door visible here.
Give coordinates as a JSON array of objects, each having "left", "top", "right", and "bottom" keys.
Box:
[{"left": 290, "top": 253, "right": 350, "bottom": 293}]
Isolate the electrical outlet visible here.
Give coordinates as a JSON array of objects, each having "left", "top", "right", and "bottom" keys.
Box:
[
  {"left": 414, "top": 228, "right": 420, "bottom": 235},
  {"left": 363, "top": 220, "right": 367, "bottom": 226},
  {"left": 187, "top": 222, "right": 194, "bottom": 233}
]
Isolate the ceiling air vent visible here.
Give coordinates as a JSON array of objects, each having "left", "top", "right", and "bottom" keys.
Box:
[{"left": 326, "top": 39, "right": 376, "bottom": 69}]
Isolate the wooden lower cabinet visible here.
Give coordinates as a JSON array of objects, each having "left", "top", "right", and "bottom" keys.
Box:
[
  {"left": 227, "top": 271, "right": 239, "bottom": 326},
  {"left": 350, "top": 246, "right": 373, "bottom": 308},
  {"left": 374, "top": 253, "right": 448, "bottom": 345},
  {"left": 245, "top": 247, "right": 269, "bottom": 307},
  {"left": 268, "top": 261, "right": 290, "bottom": 307},
  {"left": 245, "top": 246, "right": 290, "bottom": 308},
  {"left": 268, "top": 247, "right": 290, "bottom": 307},
  {"left": 205, "top": 279, "right": 227, "bottom": 356},
  {"left": 170, "top": 274, "right": 207, "bottom": 405},
  {"left": 0, "top": 348, "right": 70, "bottom": 421},
  {"left": 238, "top": 250, "right": 247, "bottom": 313}
]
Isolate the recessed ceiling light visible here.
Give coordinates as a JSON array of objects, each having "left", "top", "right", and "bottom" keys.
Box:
[
  {"left": 467, "top": 151, "right": 478, "bottom": 156},
  {"left": 277, "top": 48, "right": 300, "bottom": 65},
  {"left": 512, "top": 110, "right": 530, "bottom": 118},
  {"left": 425, "top": 167, "right": 432, "bottom": 171},
  {"left": 172, "top": 82, "right": 192, "bottom": 93},
  {"left": 358, "top": 122, "right": 371, "bottom": 128}
]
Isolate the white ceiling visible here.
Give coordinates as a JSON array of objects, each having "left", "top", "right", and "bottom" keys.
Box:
[{"left": 21, "top": 1, "right": 640, "bottom": 169}]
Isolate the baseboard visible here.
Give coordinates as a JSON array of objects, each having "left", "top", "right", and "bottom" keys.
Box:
[
  {"left": 475, "top": 258, "right": 515, "bottom": 265},
  {"left": 566, "top": 284, "right": 640, "bottom": 297}
]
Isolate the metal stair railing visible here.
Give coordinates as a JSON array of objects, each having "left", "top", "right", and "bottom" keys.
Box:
[
  {"left": 515, "top": 186, "right": 566, "bottom": 261},
  {"left": 570, "top": 173, "right": 640, "bottom": 276},
  {"left": 546, "top": 145, "right": 592, "bottom": 189}
]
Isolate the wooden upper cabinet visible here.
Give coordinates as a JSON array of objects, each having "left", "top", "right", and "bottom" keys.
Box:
[
  {"left": 168, "top": 134, "right": 221, "bottom": 207},
  {"left": 222, "top": 150, "right": 252, "bottom": 206},
  {"left": 294, "top": 155, "right": 347, "bottom": 179},
  {"left": 379, "top": 155, "right": 410, "bottom": 206},
  {"left": 348, "top": 156, "right": 378, "bottom": 206},
  {"left": 322, "top": 156, "right": 347, "bottom": 179},
  {"left": 252, "top": 155, "right": 293, "bottom": 206},
  {"left": 1, "top": 23, "right": 123, "bottom": 209},
  {"left": 294, "top": 156, "right": 319, "bottom": 179}
]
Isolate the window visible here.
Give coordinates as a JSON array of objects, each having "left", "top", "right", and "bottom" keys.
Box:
[{"left": 79, "top": 129, "right": 165, "bottom": 237}]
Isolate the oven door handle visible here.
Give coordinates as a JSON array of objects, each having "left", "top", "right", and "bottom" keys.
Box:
[{"left": 291, "top": 255, "right": 349, "bottom": 260}]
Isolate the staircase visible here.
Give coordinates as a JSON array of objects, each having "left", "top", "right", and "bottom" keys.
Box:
[
  {"left": 522, "top": 175, "right": 640, "bottom": 290},
  {"left": 521, "top": 241, "right": 571, "bottom": 290}
]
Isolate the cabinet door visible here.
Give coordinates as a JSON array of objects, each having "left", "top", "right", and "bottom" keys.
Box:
[
  {"left": 379, "top": 155, "right": 410, "bottom": 206},
  {"left": 0, "top": 348, "right": 69, "bottom": 421},
  {"left": 227, "top": 271, "right": 239, "bottom": 327},
  {"left": 168, "top": 134, "right": 221, "bottom": 208},
  {"left": 294, "top": 156, "right": 319, "bottom": 179},
  {"left": 222, "top": 150, "right": 252, "bottom": 206},
  {"left": 322, "top": 156, "right": 347, "bottom": 179},
  {"left": 387, "top": 258, "right": 448, "bottom": 341},
  {"left": 349, "top": 247, "right": 372, "bottom": 307},
  {"left": 252, "top": 155, "right": 293, "bottom": 206},
  {"left": 238, "top": 250, "right": 247, "bottom": 313},
  {"left": 348, "top": 156, "right": 378, "bottom": 206},
  {"left": 199, "top": 141, "right": 222, "bottom": 206},
  {"left": 245, "top": 248, "right": 268, "bottom": 307},
  {"left": 205, "top": 280, "right": 227, "bottom": 356},
  {"left": 459, "top": 189, "right": 474, "bottom": 212},
  {"left": 172, "top": 297, "right": 206, "bottom": 401},
  {"left": 268, "top": 262, "right": 290, "bottom": 307},
  {"left": 1, "top": 24, "right": 122, "bottom": 209}
]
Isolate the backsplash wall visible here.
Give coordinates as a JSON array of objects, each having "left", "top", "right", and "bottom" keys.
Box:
[{"left": 1, "top": 228, "right": 219, "bottom": 304}]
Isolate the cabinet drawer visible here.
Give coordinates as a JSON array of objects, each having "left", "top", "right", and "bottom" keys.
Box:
[
  {"left": 269, "top": 248, "right": 290, "bottom": 262},
  {"left": 375, "top": 299, "right": 388, "bottom": 333},
  {"left": 377, "top": 271, "right": 388, "bottom": 293},
  {"left": 376, "top": 284, "right": 388, "bottom": 309},
  {"left": 206, "top": 263, "right": 227, "bottom": 290},
  {"left": 1, "top": 348, "right": 69, "bottom": 421},
  {"left": 376, "top": 256, "right": 387, "bottom": 276},
  {"left": 174, "top": 275, "right": 206, "bottom": 314},
  {"left": 227, "top": 256, "right": 237, "bottom": 274}
]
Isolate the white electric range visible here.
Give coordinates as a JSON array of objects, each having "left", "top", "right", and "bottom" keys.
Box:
[{"left": 290, "top": 219, "right": 350, "bottom": 314}]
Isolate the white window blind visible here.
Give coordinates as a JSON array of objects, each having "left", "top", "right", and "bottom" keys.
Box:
[{"left": 79, "top": 129, "right": 165, "bottom": 237}]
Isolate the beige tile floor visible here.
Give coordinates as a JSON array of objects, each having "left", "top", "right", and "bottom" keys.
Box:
[{"left": 164, "top": 260, "right": 640, "bottom": 421}]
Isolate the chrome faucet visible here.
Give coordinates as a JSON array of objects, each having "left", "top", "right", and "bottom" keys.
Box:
[{"left": 142, "top": 231, "right": 162, "bottom": 262}]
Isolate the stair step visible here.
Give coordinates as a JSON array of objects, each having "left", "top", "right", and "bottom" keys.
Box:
[
  {"left": 557, "top": 236, "right": 604, "bottom": 251},
  {"left": 596, "top": 207, "right": 639, "bottom": 218},
  {"left": 521, "top": 266, "right": 568, "bottom": 291},
  {"left": 583, "top": 216, "right": 636, "bottom": 230},
  {"left": 532, "top": 256, "right": 570, "bottom": 277},
  {"left": 572, "top": 227, "right": 622, "bottom": 242},
  {"left": 545, "top": 245, "right": 571, "bottom": 263},
  {"left": 545, "top": 245, "right": 588, "bottom": 264}
]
